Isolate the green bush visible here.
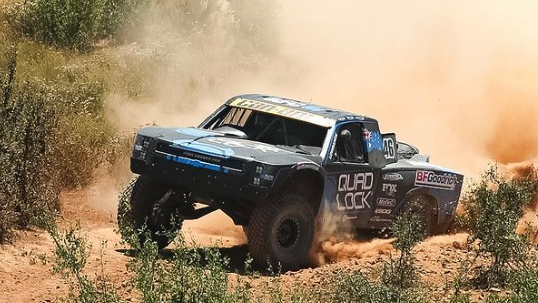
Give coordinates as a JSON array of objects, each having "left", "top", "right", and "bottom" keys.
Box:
[
  {"left": 461, "top": 165, "right": 537, "bottom": 287},
  {"left": 47, "top": 220, "right": 122, "bottom": 303},
  {"left": 448, "top": 268, "right": 538, "bottom": 303},
  {"left": 0, "top": 39, "right": 117, "bottom": 242},
  {"left": 381, "top": 201, "right": 426, "bottom": 291},
  {"left": 4, "top": 0, "right": 146, "bottom": 51},
  {"left": 501, "top": 268, "right": 538, "bottom": 303}
]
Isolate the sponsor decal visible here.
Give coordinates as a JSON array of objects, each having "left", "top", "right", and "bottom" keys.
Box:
[
  {"left": 261, "top": 174, "right": 274, "bottom": 181},
  {"left": 370, "top": 216, "right": 392, "bottom": 223},
  {"left": 383, "top": 137, "right": 396, "bottom": 159},
  {"left": 382, "top": 183, "right": 398, "bottom": 197},
  {"left": 415, "top": 170, "right": 458, "bottom": 190},
  {"left": 336, "top": 172, "right": 374, "bottom": 211},
  {"left": 342, "top": 215, "right": 358, "bottom": 221},
  {"left": 344, "top": 115, "right": 365, "bottom": 121},
  {"left": 375, "top": 208, "right": 392, "bottom": 215},
  {"left": 382, "top": 172, "right": 403, "bottom": 181},
  {"left": 376, "top": 197, "right": 396, "bottom": 207},
  {"left": 363, "top": 128, "right": 383, "bottom": 152},
  {"left": 229, "top": 98, "right": 333, "bottom": 127},
  {"left": 339, "top": 116, "right": 365, "bottom": 121},
  {"left": 206, "top": 137, "right": 281, "bottom": 153}
]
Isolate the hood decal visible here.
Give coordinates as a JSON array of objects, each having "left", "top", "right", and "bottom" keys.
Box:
[
  {"left": 172, "top": 139, "right": 235, "bottom": 158},
  {"left": 206, "top": 137, "right": 282, "bottom": 153}
]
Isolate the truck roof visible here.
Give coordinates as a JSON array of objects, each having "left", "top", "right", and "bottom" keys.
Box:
[{"left": 226, "top": 94, "right": 377, "bottom": 127}]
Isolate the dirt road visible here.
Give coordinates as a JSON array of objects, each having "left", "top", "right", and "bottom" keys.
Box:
[{"left": 0, "top": 181, "right": 513, "bottom": 302}]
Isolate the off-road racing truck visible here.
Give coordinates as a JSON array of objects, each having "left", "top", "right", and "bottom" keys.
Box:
[{"left": 120, "top": 94, "right": 464, "bottom": 269}]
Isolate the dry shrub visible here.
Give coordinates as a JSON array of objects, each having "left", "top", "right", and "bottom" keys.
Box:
[
  {"left": 460, "top": 165, "right": 538, "bottom": 287},
  {"left": 0, "top": 40, "right": 116, "bottom": 242},
  {"left": 0, "top": 48, "right": 61, "bottom": 241}
]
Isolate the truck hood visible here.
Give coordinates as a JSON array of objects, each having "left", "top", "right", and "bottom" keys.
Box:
[{"left": 139, "top": 127, "right": 321, "bottom": 166}]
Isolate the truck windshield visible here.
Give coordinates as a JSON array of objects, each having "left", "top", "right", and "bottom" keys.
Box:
[{"left": 206, "top": 106, "right": 328, "bottom": 155}]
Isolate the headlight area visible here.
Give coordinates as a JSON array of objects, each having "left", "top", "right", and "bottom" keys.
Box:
[
  {"left": 250, "top": 164, "right": 276, "bottom": 187},
  {"left": 132, "top": 134, "right": 153, "bottom": 161}
]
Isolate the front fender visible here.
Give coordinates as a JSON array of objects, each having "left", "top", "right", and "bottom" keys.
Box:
[{"left": 271, "top": 162, "right": 326, "bottom": 195}]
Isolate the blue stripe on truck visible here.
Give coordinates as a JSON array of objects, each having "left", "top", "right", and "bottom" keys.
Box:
[{"left": 166, "top": 154, "right": 229, "bottom": 174}]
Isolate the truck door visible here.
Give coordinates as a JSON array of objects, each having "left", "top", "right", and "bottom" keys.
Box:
[{"left": 322, "top": 121, "right": 383, "bottom": 228}]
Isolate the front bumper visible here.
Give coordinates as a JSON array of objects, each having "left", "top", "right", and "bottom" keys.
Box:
[{"left": 131, "top": 154, "right": 271, "bottom": 203}]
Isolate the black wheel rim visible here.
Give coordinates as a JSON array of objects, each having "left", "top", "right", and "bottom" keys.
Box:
[{"left": 277, "top": 217, "right": 300, "bottom": 250}]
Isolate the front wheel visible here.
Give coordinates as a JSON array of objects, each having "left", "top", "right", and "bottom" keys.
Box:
[
  {"left": 247, "top": 193, "right": 315, "bottom": 270},
  {"left": 117, "top": 176, "right": 184, "bottom": 249}
]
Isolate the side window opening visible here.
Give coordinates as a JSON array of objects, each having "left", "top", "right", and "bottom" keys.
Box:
[{"left": 333, "top": 123, "right": 366, "bottom": 163}]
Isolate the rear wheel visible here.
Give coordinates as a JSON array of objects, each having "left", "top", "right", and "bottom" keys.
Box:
[
  {"left": 247, "top": 193, "right": 315, "bottom": 270},
  {"left": 406, "top": 195, "right": 437, "bottom": 236},
  {"left": 118, "top": 176, "right": 184, "bottom": 249}
]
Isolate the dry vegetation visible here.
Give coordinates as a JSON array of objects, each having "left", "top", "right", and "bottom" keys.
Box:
[{"left": 0, "top": 0, "right": 277, "bottom": 242}]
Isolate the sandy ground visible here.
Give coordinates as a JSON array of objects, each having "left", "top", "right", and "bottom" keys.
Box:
[
  {"left": 0, "top": 182, "right": 523, "bottom": 303},
  {"left": 0, "top": 185, "right": 248, "bottom": 303}
]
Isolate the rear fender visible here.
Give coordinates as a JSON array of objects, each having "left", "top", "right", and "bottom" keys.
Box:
[
  {"left": 396, "top": 187, "right": 439, "bottom": 216},
  {"left": 396, "top": 187, "right": 459, "bottom": 225}
]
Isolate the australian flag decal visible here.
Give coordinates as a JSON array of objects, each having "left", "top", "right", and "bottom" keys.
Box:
[{"left": 363, "top": 128, "right": 383, "bottom": 152}]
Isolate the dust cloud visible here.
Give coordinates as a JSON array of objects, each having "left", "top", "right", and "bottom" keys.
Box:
[
  {"left": 105, "top": 0, "right": 283, "bottom": 131},
  {"left": 111, "top": 0, "right": 538, "bottom": 177},
  {"left": 272, "top": 0, "right": 538, "bottom": 177}
]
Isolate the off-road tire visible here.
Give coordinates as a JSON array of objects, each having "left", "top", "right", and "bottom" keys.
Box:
[
  {"left": 117, "top": 178, "right": 137, "bottom": 242},
  {"left": 118, "top": 176, "right": 183, "bottom": 249},
  {"left": 247, "top": 193, "right": 315, "bottom": 270}
]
